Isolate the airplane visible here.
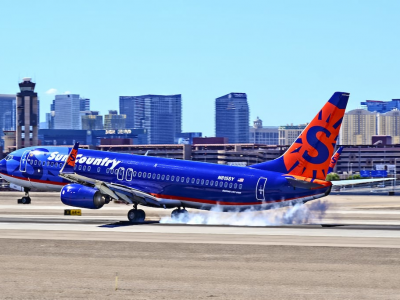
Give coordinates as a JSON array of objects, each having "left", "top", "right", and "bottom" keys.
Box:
[
  {"left": 0, "top": 92, "right": 394, "bottom": 223},
  {"left": 327, "top": 146, "right": 343, "bottom": 174}
]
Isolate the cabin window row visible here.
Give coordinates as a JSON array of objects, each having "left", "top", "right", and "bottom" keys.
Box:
[{"left": 110, "top": 167, "right": 243, "bottom": 190}]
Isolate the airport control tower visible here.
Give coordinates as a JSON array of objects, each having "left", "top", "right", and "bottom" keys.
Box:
[{"left": 16, "top": 78, "right": 39, "bottom": 149}]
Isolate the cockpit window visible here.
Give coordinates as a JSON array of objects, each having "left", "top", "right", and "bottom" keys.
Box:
[{"left": 5, "top": 155, "right": 13, "bottom": 161}]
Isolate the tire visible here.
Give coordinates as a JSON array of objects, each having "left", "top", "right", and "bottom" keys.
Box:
[
  {"left": 127, "top": 209, "right": 137, "bottom": 223},
  {"left": 171, "top": 209, "right": 189, "bottom": 222},
  {"left": 127, "top": 209, "right": 146, "bottom": 223},
  {"left": 136, "top": 209, "right": 146, "bottom": 223},
  {"left": 21, "top": 197, "right": 28, "bottom": 204}
]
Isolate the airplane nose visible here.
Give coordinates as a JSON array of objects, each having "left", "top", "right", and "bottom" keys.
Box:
[{"left": 0, "top": 158, "right": 6, "bottom": 174}]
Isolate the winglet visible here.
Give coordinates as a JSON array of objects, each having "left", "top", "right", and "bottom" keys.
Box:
[
  {"left": 327, "top": 146, "right": 343, "bottom": 175},
  {"left": 60, "top": 142, "right": 80, "bottom": 174}
]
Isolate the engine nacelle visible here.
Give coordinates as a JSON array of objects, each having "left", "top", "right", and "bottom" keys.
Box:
[{"left": 61, "top": 184, "right": 105, "bottom": 209}]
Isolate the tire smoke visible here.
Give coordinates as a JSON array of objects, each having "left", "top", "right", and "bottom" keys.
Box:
[{"left": 159, "top": 200, "right": 330, "bottom": 226}]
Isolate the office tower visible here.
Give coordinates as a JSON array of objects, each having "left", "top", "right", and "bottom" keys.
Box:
[
  {"left": 0, "top": 94, "right": 16, "bottom": 147},
  {"left": 16, "top": 78, "right": 39, "bottom": 148},
  {"left": 80, "top": 98, "right": 90, "bottom": 112},
  {"left": 340, "top": 109, "right": 377, "bottom": 145},
  {"left": 278, "top": 124, "right": 307, "bottom": 145},
  {"left": 377, "top": 110, "right": 400, "bottom": 144},
  {"left": 361, "top": 99, "right": 400, "bottom": 113},
  {"left": 249, "top": 117, "right": 279, "bottom": 144},
  {"left": 53, "top": 94, "right": 82, "bottom": 129},
  {"left": 215, "top": 93, "right": 249, "bottom": 143},
  {"left": 104, "top": 110, "right": 126, "bottom": 130},
  {"left": 121, "top": 94, "right": 182, "bottom": 144},
  {"left": 82, "top": 111, "right": 104, "bottom": 130},
  {"left": 119, "top": 96, "right": 135, "bottom": 128}
]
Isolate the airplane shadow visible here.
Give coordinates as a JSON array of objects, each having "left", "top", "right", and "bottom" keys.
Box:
[{"left": 99, "top": 220, "right": 159, "bottom": 228}]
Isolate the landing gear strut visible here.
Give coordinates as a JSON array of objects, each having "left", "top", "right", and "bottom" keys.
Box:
[
  {"left": 127, "top": 204, "right": 146, "bottom": 223},
  {"left": 171, "top": 208, "right": 189, "bottom": 221},
  {"left": 18, "top": 188, "right": 31, "bottom": 205}
]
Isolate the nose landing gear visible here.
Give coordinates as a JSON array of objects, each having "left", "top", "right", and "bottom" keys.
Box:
[
  {"left": 127, "top": 204, "right": 146, "bottom": 223},
  {"left": 17, "top": 188, "right": 31, "bottom": 204}
]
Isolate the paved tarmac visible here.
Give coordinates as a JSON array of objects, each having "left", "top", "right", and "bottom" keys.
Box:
[{"left": 0, "top": 192, "right": 400, "bottom": 299}]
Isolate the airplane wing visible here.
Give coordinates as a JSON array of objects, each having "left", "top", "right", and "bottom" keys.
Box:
[
  {"left": 330, "top": 178, "right": 395, "bottom": 186},
  {"left": 59, "top": 142, "right": 163, "bottom": 207}
]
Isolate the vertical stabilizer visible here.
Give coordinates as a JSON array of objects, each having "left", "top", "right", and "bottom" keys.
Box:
[{"left": 251, "top": 92, "right": 349, "bottom": 180}]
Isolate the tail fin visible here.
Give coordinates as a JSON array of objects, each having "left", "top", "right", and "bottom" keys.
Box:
[
  {"left": 251, "top": 92, "right": 349, "bottom": 180},
  {"left": 327, "top": 146, "right": 343, "bottom": 175}
]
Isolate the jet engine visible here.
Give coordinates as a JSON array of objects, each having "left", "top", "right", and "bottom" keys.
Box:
[{"left": 61, "top": 184, "right": 105, "bottom": 209}]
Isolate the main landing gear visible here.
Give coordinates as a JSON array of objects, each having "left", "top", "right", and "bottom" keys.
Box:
[
  {"left": 18, "top": 188, "right": 31, "bottom": 205},
  {"left": 171, "top": 208, "right": 189, "bottom": 221},
  {"left": 127, "top": 204, "right": 146, "bottom": 223}
]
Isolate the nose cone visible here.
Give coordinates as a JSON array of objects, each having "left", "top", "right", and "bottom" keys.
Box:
[{"left": 0, "top": 158, "right": 6, "bottom": 175}]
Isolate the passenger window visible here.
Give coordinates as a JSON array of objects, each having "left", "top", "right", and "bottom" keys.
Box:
[
  {"left": 239, "top": 184, "right": 243, "bottom": 189},
  {"left": 201, "top": 179, "right": 204, "bottom": 185},
  {"left": 157, "top": 174, "right": 160, "bottom": 180},
  {"left": 133, "top": 171, "right": 137, "bottom": 177},
  {"left": 88, "top": 166, "right": 91, "bottom": 171},
  {"left": 83, "top": 166, "right": 86, "bottom": 171},
  {"left": 79, "top": 165, "right": 82, "bottom": 170},
  {"left": 110, "top": 169, "right": 114, "bottom": 174},
  {"left": 106, "top": 168, "right": 109, "bottom": 173},
  {"left": 97, "top": 167, "right": 100, "bottom": 172},
  {"left": 181, "top": 177, "right": 184, "bottom": 183},
  {"left": 210, "top": 180, "right": 214, "bottom": 186},
  {"left": 196, "top": 179, "right": 200, "bottom": 184},
  {"left": 138, "top": 172, "right": 142, "bottom": 177},
  {"left": 171, "top": 176, "right": 175, "bottom": 181},
  {"left": 143, "top": 172, "right": 147, "bottom": 177},
  {"left": 229, "top": 183, "right": 232, "bottom": 188},
  {"left": 215, "top": 181, "right": 218, "bottom": 186},
  {"left": 152, "top": 173, "right": 156, "bottom": 179},
  {"left": 219, "top": 182, "right": 223, "bottom": 187},
  {"left": 176, "top": 176, "right": 180, "bottom": 181},
  {"left": 162, "top": 175, "right": 165, "bottom": 180},
  {"left": 51, "top": 162, "right": 54, "bottom": 167},
  {"left": 191, "top": 178, "right": 195, "bottom": 184},
  {"left": 60, "top": 163, "right": 63, "bottom": 168},
  {"left": 206, "top": 180, "right": 209, "bottom": 185},
  {"left": 234, "top": 183, "right": 237, "bottom": 189},
  {"left": 224, "top": 182, "right": 228, "bottom": 188},
  {"left": 186, "top": 177, "right": 189, "bottom": 183},
  {"left": 166, "top": 175, "right": 170, "bottom": 180},
  {"left": 34, "top": 160, "right": 37, "bottom": 165},
  {"left": 42, "top": 161, "right": 45, "bottom": 166},
  {"left": 148, "top": 173, "right": 151, "bottom": 178}
]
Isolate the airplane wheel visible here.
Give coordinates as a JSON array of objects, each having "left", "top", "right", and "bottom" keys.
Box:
[
  {"left": 171, "top": 209, "right": 189, "bottom": 222},
  {"left": 127, "top": 209, "right": 146, "bottom": 223},
  {"left": 136, "top": 209, "right": 146, "bottom": 222},
  {"left": 21, "top": 197, "right": 31, "bottom": 204}
]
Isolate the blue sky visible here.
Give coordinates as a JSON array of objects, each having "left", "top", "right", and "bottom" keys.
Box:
[{"left": 1, "top": 0, "right": 399, "bottom": 136}]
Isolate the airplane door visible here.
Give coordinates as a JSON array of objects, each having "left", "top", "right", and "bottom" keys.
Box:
[
  {"left": 256, "top": 177, "right": 267, "bottom": 201},
  {"left": 19, "top": 150, "right": 30, "bottom": 172}
]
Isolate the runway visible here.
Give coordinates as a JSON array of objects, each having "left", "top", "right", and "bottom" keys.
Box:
[{"left": 1, "top": 192, "right": 400, "bottom": 299}]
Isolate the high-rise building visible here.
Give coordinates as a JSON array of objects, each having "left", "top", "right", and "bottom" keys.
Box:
[
  {"left": 80, "top": 98, "right": 90, "bottom": 112},
  {"left": 361, "top": 99, "right": 400, "bottom": 113},
  {"left": 16, "top": 78, "right": 39, "bottom": 148},
  {"left": 53, "top": 94, "right": 82, "bottom": 129},
  {"left": 377, "top": 110, "right": 400, "bottom": 143},
  {"left": 215, "top": 93, "right": 249, "bottom": 143},
  {"left": 249, "top": 117, "right": 279, "bottom": 145},
  {"left": 0, "top": 94, "right": 16, "bottom": 147},
  {"left": 119, "top": 96, "right": 135, "bottom": 128},
  {"left": 278, "top": 124, "right": 307, "bottom": 145},
  {"left": 104, "top": 110, "right": 126, "bottom": 130},
  {"left": 82, "top": 111, "right": 104, "bottom": 130},
  {"left": 340, "top": 109, "right": 377, "bottom": 145},
  {"left": 120, "top": 94, "right": 182, "bottom": 144}
]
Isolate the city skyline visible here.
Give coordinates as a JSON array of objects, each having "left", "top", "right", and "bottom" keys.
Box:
[{"left": 2, "top": 1, "right": 400, "bottom": 136}]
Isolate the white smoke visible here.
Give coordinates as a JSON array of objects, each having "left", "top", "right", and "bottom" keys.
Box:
[{"left": 159, "top": 200, "right": 330, "bottom": 226}]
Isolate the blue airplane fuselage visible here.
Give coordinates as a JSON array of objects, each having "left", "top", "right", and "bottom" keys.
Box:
[{"left": 0, "top": 146, "right": 330, "bottom": 211}]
